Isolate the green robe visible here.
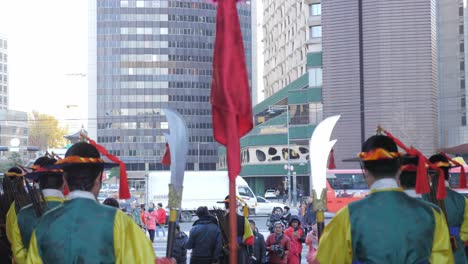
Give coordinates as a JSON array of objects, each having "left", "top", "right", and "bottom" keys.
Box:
[
  {"left": 27, "top": 192, "right": 155, "bottom": 264},
  {"left": 316, "top": 188, "right": 453, "bottom": 263}
]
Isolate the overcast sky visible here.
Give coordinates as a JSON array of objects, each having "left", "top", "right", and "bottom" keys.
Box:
[{"left": 0, "top": 0, "right": 263, "bottom": 130}]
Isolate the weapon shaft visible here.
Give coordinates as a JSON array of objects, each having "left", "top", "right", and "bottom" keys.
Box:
[{"left": 165, "top": 209, "right": 178, "bottom": 257}]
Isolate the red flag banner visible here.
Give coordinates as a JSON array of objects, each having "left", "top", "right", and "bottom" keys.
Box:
[
  {"left": 161, "top": 143, "right": 171, "bottom": 166},
  {"left": 211, "top": 0, "right": 253, "bottom": 180}
]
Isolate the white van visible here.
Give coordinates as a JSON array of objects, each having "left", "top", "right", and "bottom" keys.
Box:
[{"left": 147, "top": 170, "right": 257, "bottom": 221}]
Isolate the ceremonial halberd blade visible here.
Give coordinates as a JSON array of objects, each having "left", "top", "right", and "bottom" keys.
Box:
[
  {"left": 163, "top": 108, "right": 188, "bottom": 258},
  {"left": 309, "top": 115, "right": 340, "bottom": 240}
]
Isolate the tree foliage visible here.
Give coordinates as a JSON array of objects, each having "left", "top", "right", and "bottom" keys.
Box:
[{"left": 28, "top": 111, "right": 68, "bottom": 150}]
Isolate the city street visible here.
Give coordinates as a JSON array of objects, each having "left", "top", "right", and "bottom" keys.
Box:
[{"left": 152, "top": 215, "right": 332, "bottom": 263}]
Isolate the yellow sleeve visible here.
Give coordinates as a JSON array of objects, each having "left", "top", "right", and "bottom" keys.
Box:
[
  {"left": 25, "top": 231, "right": 43, "bottom": 264},
  {"left": 430, "top": 208, "right": 454, "bottom": 264},
  {"left": 315, "top": 206, "right": 352, "bottom": 264},
  {"left": 9, "top": 209, "right": 27, "bottom": 264},
  {"left": 6, "top": 202, "right": 16, "bottom": 243},
  {"left": 114, "top": 210, "right": 155, "bottom": 263},
  {"left": 460, "top": 197, "right": 468, "bottom": 242}
]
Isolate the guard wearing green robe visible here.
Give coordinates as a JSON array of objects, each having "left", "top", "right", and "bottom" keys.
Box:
[
  {"left": 428, "top": 154, "right": 468, "bottom": 264},
  {"left": 26, "top": 142, "right": 155, "bottom": 263},
  {"left": 8, "top": 157, "right": 65, "bottom": 264},
  {"left": 314, "top": 135, "right": 453, "bottom": 263}
]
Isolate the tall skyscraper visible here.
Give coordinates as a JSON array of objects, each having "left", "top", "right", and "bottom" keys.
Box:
[
  {"left": 89, "top": 0, "right": 252, "bottom": 178},
  {"left": 262, "top": 0, "right": 308, "bottom": 98},
  {"left": 438, "top": 0, "right": 467, "bottom": 148},
  {"left": 0, "top": 35, "right": 8, "bottom": 110},
  {"left": 322, "top": 0, "right": 439, "bottom": 167}
]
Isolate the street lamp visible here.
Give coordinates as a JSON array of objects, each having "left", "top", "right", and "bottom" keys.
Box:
[{"left": 268, "top": 105, "right": 292, "bottom": 205}]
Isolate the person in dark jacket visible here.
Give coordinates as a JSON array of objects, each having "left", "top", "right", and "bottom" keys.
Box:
[
  {"left": 186, "top": 206, "right": 222, "bottom": 264},
  {"left": 281, "top": 206, "right": 292, "bottom": 223},
  {"left": 303, "top": 197, "right": 316, "bottom": 233},
  {"left": 172, "top": 224, "right": 188, "bottom": 264},
  {"left": 249, "top": 219, "right": 266, "bottom": 264}
]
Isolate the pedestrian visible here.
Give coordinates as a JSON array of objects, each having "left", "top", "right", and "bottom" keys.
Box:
[
  {"left": 140, "top": 204, "right": 147, "bottom": 231},
  {"left": 156, "top": 202, "right": 167, "bottom": 237},
  {"left": 266, "top": 221, "right": 290, "bottom": 264},
  {"left": 428, "top": 153, "right": 468, "bottom": 263},
  {"left": 284, "top": 216, "right": 305, "bottom": 264},
  {"left": 281, "top": 206, "right": 292, "bottom": 223},
  {"left": 9, "top": 157, "right": 65, "bottom": 264},
  {"left": 312, "top": 135, "right": 453, "bottom": 263},
  {"left": 130, "top": 202, "right": 142, "bottom": 227},
  {"left": 305, "top": 224, "right": 317, "bottom": 264},
  {"left": 186, "top": 206, "right": 222, "bottom": 264},
  {"left": 103, "top": 197, "right": 119, "bottom": 209},
  {"left": 145, "top": 202, "right": 158, "bottom": 242},
  {"left": 249, "top": 219, "right": 266, "bottom": 264},
  {"left": 26, "top": 142, "right": 155, "bottom": 263},
  {"left": 172, "top": 224, "right": 188, "bottom": 264},
  {"left": 303, "top": 197, "right": 316, "bottom": 234},
  {"left": 218, "top": 195, "right": 254, "bottom": 264}
]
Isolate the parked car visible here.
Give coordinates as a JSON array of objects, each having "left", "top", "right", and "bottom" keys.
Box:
[
  {"left": 264, "top": 189, "right": 277, "bottom": 199},
  {"left": 254, "top": 196, "right": 285, "bottom": 215}
]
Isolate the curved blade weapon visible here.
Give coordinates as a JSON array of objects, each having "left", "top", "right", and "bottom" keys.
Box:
[
  {"left": 310, "top": 115, "right": 340, "bottom": 240},
  {"left": 163, "top": 108, "right": 188, "bottom": 258}
]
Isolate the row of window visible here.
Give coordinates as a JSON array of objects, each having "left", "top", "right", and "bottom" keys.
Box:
[
  {"left": 168, "top": 95, "right": 209, "bottom": 102},
  {"left": 0, "top": 85, "right": 7, "bottom": 93},
  {"left": 0, "top": 40, "right": 7, "bottom": 49},
  {"left": 187, "top": 123, "right": 212, "bottom": 129},
  {"left": 98, "top": 135, "right": 166, "bottom": 143},
  {"left": 168, "top": 27, "right": 214, "bottom": 37},
  {"left": 188, "top": 149, "right": 216, "bottom": 156},
  {"left": 0, "top": 53, "right": 7, "bottom": 62},
  {"left": 99, "top": 95, "right": 169, "bottom": 103},
  {"left": 188, "top": 135, "right": 214, "bottom": 143},
  {"left": 168, "top": 14, "right": 215, "bottom": 24},
  {"left": 168, "top": 68, "right": 212, "bottom": 76},
  {"left": 0, "top": 75, "right": 8, "bottom": 83},
  {"left": 168, "top": 1, "right": 215, "bottom": 10},
  {"left": 98, "top": 121, "right": 167, "bottom": 130},
  {"left": 168, "top": 41, "right": 213, "bottom": 50},
  {"left": 0, "top": 64, "right": 6, "bottom": 73},
  {"left": 169, "top": 81, "right": 210, "bottom": 89},
  {"left": 175, "top": 108, "right": 211, "bottom": 116},
  {"left": 168, "top": 55, "right": 212, "bottom": 63}
]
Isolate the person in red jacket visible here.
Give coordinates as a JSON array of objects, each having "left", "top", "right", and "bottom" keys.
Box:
[
  {"left": 266, "top": 221, "right": 291, "bottom": 264},
  {"left": 284, "top": 216, "right": 306, "bottom": 264},
  {"left": 156, "top": 202, "right": 167, "bottom": 237}
]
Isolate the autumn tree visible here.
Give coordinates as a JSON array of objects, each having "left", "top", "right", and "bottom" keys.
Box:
[{"left": 28, "top": 111, "right": 68, "bottom": 151}]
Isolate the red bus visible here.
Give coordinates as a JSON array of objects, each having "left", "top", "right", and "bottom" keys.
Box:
[{"left": 326, "top": 167, "right": 468, "bottom": 213}]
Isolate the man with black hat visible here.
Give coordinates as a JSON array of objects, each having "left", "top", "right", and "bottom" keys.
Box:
[
  {"left": 313, "top": 135, "right": 453, "bottom": 263},
  {"left": 26, "top": 142, "right": 155, "bottom": 263},
  {"left": 219, "top": 195, "right": 254, "bottom": 264},
  {"left": 428, "top": 153, "right": 468, "bottom": 263},
  {"left": 8, "top": 157, "right": 65, "bottom": 264}
]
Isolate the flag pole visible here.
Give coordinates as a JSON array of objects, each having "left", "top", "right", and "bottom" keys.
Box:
[{"left": 229, "top": 179, "right": 237, "bottom": 264}]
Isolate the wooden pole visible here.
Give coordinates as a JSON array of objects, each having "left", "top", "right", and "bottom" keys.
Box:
[{"left": 229, "top": 179, "right": 237, "bottom": 264}]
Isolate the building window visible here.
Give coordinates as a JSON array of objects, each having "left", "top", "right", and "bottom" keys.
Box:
[
  {"left": 309, "top": 68, "right": 323, "bottom": 87},
  {"left": 460, "top": 25, "right": 464, "bottom": 34},
  {"left": 462, "top": 79, "right": 466, "bottom": 89},
  {"left": 461, "top": 61, "right": 465, "bottom": 71},
  {"left": 462, "top": 97, "right": 466, "bottom": 108},
  {"left": 462, "top": 115, "right": 467, "bottom": 126},
  {"left": 461, "top": 43, "right": 465, "bottom": 52},
  {"left": 309, "top": 26, "right": 322, "bottom": 39},
  {"left": 460, "top": 7, "right": 464, "bottom": 17},
  {"left": 310, "top": 3, "right": 321, "bottom": 16}
]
